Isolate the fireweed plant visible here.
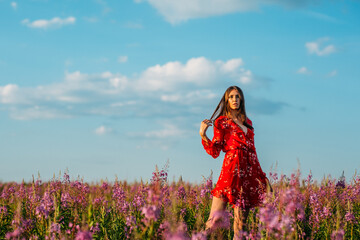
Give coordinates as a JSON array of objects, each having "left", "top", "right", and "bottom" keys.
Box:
[{"left": 0, "top": 165, "right": 359, "bottom": 240}]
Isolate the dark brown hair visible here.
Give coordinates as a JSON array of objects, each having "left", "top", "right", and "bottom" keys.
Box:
[{"left": 210, "top": 86, "right": 253, "bottom": 129}]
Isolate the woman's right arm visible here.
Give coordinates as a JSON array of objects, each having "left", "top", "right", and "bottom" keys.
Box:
[{"left": 200, "top": 118, "right": 224, "bottom": 158}]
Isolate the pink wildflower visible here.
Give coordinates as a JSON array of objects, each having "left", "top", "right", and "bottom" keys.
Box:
[
  {"left": 191, "top": 231, "right": 207, "bottom": 240},
  {"left": 142, "top": 205, "right": 161, "bottom": 225},
  {"left": 331, "top": 229, "right": 344, "bottom": 240},
  {"left": 163, "top": 223, "right": 190, "bottom": 240},
  {"left": 177, "top": 186, "right": 186, "bottom": 200},
  {"left": 345, "top": 211, "right": 356, "bottom": 223},
  {"left": 50, "top": 223, "right": 61, "bottom": 234},
  {"left": 5, "top": 228, "right": 22, "bottom": 239},
  {"left": 75, "top": 231, "right": 92, "bottom": 240}
]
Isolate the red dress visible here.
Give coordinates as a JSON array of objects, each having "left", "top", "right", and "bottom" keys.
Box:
[{"left": 202, "top": 116, "right": 267, "bottom": 209}]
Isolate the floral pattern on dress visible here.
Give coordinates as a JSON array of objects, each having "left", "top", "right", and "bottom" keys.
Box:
[{"left": 202, "top": 116, "right": 267, "bottom": 209}]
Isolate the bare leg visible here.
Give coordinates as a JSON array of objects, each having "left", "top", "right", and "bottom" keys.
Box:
[
  {"left": 233, "top": 207, "right": 249, "bottom": 239},
  {"left": 205, "top": 196, "right": 227, "bottom": 230}
]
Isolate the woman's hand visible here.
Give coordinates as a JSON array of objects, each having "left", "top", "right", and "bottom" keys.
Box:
[{"left": 200, "top": 119, "right": 212, "bottom": 142}]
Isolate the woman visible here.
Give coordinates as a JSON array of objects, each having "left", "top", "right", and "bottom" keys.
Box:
[{"left": 199, "top": 86, "right": 269, "bottom": 236}]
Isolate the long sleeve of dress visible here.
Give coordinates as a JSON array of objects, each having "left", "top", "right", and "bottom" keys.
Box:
[{"left": 202, "top": 119, "right": 224, "bottom": 158}]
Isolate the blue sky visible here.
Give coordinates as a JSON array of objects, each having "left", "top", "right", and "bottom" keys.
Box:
[{"left": 1, "top": 0, "right": 359, "bottom": 183}]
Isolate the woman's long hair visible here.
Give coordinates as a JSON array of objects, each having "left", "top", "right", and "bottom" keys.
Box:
[{"left": 210, "top": 86, "right": 253, "bottom": 129}]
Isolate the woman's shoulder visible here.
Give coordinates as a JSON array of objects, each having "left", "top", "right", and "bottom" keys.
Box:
[
  {"left": 215, "top": 115, "right": 229, "bottom": 122},
  {"left": 214, "top": 116, "right": 230, "bottom": 128},
  {"left": 246, "top": 117, "right": 253, "bottom": 127}
]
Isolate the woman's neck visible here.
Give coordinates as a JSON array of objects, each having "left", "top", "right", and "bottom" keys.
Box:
[{"left": 230, "top": 110, "right": 239, "bottom": 120}]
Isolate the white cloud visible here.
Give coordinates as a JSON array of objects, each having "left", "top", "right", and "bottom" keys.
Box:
[
  {"left": 239, "top": 70, "right": 252, "bottom": 84},
  {"left": 139, "top": 0, "right": 257, "bottom": 24},
  {"left": 65, "top": 71, "right": 88, "bottom": 82},
  {"left": 63, "top": 71, "right": 128, "bottom": 95},
  {"left": 100, "top": 71, "right": 113, "bottom": 79},
  {"left": 0, "top": 57, "right": 272, "bottom": 120},
  {"left": 118, "top": 56, "right": 128, "bottom": 63},
  {"left": 21, "top": 17, "right": 76, "bottom": 29},
  {"left": 10, "top": 106, "right": 72, "bottom": 120},
  {"left": 305, "top": 38, "right": 336, "bottom": 56},
  {"left": 143, "top": 123, "right": 183, "bottom": 138},
  {"left": 109, "top": 76, "right": 128, "bottom": 90},
  {"left": 94, "top": 125, "right": 113, "bottom": 135},
  {"left": 0, "top": 84, "right": 19, "bottom": 103},
  {"left": 297, "top": 67, "right": 311, "bottom": 74},
  {"left": 161, "top": 89, "right": 217, "bottom": 104},
  {"left": 111, "top": 100, "right": 136, "bottom": 107},
  {"left": 11, "top": 2, "right": 17, "bottom": 10},
  {"left": 160, "top": 94, "right": 181, "bottom": 102},
  {"left": 128, "top": 120, "right": 194, "bottom": 150},
  {"left": 136, "top": 57, "right": 253, "bottom": 91},
  {"left": 326, "top": 70, "right": 337, "bottom": 77},
  {"left": 0, "top": 70, "right": 127, "bottom": 105},
  {"left": 136, "top": 0, "right": 318, "bottom": 24},
  {"left": 95, "top": 0, "right": 112, "bottom": 14},
  {"left": 220, "top": 58, "right": 244, "bottom": 73}
]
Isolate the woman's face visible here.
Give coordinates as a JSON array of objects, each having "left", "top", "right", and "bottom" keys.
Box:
[{"left": 228, "top": 89, "right": 241, "bottom": 110}]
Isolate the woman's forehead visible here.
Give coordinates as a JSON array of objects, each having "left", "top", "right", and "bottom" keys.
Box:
[{"left": 229, "top": 89, "right": 240, "bottom": 95}]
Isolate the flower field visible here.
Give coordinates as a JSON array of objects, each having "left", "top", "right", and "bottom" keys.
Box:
[{"left": 0, "top": 166, "right": 359, "bottom": 240}]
